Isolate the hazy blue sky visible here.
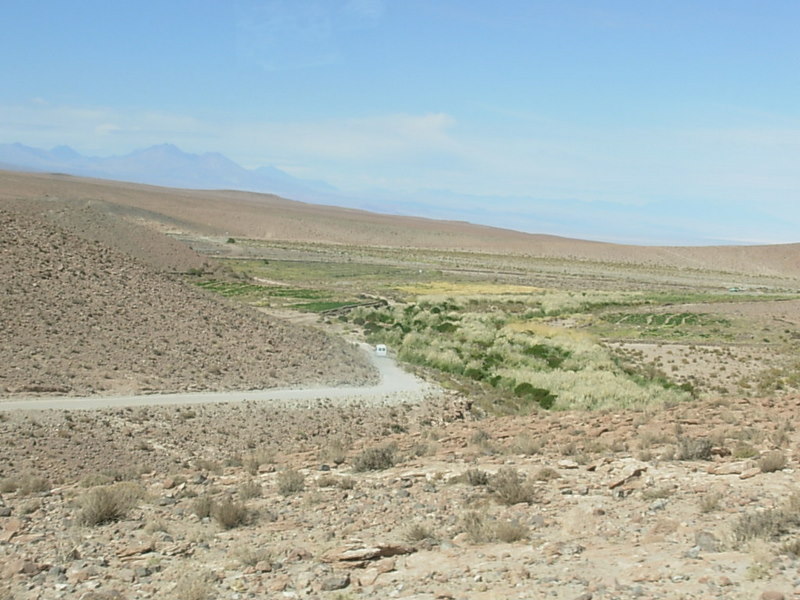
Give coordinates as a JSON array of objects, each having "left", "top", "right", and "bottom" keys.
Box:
[{"left": 2, "top": 1, "right": 799, "bottom": 244}]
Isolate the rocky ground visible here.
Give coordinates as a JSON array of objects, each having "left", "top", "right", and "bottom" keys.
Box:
[
  {"left": 1, "top": 392, "right": 799, "bottom": 600},
  {"left": 0, "top": 199, "right": 376, "bottom": 397}
]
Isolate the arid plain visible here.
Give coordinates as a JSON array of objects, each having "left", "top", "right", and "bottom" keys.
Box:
[{"left": 2, "top": 169, "right": 800, "bottom": 600}]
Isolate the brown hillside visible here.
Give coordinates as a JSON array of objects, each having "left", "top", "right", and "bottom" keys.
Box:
[
  {"left": 0, "top": 200, "right": 376, "bottom": 397},
  {"left": 1, "top": 169, "right": 799, "bottom": 279}
]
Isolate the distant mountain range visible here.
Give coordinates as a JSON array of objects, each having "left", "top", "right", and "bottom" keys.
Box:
[
  {"left": 0, "top": 142, "right": 337, "bottom": 202},
  {"left": 1, "top": 142, "right": 789, "bottom": 246}
]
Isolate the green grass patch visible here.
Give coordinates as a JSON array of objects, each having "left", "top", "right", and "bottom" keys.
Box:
[{"left": 289, "top": 301, "right": 358, "bottom": 313}]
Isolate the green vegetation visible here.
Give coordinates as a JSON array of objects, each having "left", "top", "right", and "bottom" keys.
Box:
[
  {"left": 188, "top": 240, "right": 800, "bottom": 411},
  {"left": 342, "top": 296, "right": 692, "bottom": 412}
]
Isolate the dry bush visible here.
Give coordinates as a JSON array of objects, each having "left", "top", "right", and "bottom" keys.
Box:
[
  {"left": 641, "top": 486, "right": 673, "bottom": 501},
  {"left": 194, "top": 458, "right": 222, "bottom": 475},
  {"left": 489, "top": 467, "right": 535, "bottom": 505},
  {"left": 758, "top": 450, "right": 786, "bottom": 473},
  {"left": 212, "top": 498, "right": 250, "bottom": 530},
  {"left": 78, "top": 482, "right": 144, "bottom": 526},
  {"left": 192, "top": 495, "right": 215, "bottom": 519},
  {"left": 699, "top": 491, "right": 722, "bottom": 513},
  {"left": 238, "top": 480, "right": 262, "bottom": 500},
  {"left": 403, "top": 522, "right": 437, "bottom": 544},
  {"left": 320, "top": 438, "right": 350, "bottom": 466},
  {"left": 533, "top": 467, "right": 561, "bottom": 481},
  {"left": 780, "top": 538, "right": 800, "bottom": 557},
  {"left": 461, "top": 511, "right": 493, "bottom": 544},
  {"left": 336, "top": 476, "right": 356, "bottom": 490},
  {"left": 316, "top": 473, "right": 340, "bottom": 488},
  {"left": 494, "top": 519, "right": 529, "bottom": 543},
  {"left": 352, "top": 444, "right": 397, "bottom": 472},
  {"left": 732, "top": 442, "right": 758, "bottom": 459},
  {"left": 0, "top": 478, "right": 18, "bottom": 493},
  {"left": 459, "top": 512, "right": 529, "bottom": 544},
  {"left": 172, "top": 570, "right": 214, "bottom": 600},
  {"left": 731, "top": 508, "right": 799, "bottom": 543},
  {"left": 463, "top": 468, "right": 490, "bottom": 486},
  {"left": 2, "top": 473, "right": 51, "bottom": 496},
  {"left": 470, "top": 429, "right": 494, "bottom": 451},
  {"left": 676, "top": 437, "right": 713, "bottom": 461},
  {"left": 510, "top": 433, "right": 543, "bottom": 456},
  {"left": 79, "top": 473, "right": 115, "bottom": 488},
  {"left": 231, "top": 545, "right": 272, "bottom": 567},
  {"left": 243, "top": 448, "right": 275, "bottom": 476},
  {"left": 316, "top": 474, "right": 355, "bottom": 489},
  {"left": 277, "top": 469, "right": 305, "bottom": 496}
]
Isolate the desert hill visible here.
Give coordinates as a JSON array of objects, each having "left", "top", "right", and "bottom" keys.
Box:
[
  {"left": 2, "top": 169, "right": 799, "bottom": 280},
  {"left": 0, "top": 197, "right": 375, "bottom": 397}
]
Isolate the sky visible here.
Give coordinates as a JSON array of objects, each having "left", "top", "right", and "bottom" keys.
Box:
[{"left": 2, "top": 0, "right": 799, "bottom": 245}]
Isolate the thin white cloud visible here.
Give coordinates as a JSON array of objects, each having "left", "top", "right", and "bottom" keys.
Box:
[{"left": 235, "top": 0, "right": 384, "bottom": 71}]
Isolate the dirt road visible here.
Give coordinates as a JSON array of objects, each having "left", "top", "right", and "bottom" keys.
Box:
[{"left": 0, "top": 344, "right": 430, "bottom": 411}]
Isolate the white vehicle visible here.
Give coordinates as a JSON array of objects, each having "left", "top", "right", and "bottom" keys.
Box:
[{"left": 375, "top": 344, "right": 388, "bottom": 357}]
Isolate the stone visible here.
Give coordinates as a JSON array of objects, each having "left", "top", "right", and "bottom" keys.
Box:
[
  {"left": 0, "top": 517, "right": 24, "bottom": 542},
  {"left": 323, "top": 543, "right": 416, "bottom": 565},
  {"left": 740, "top": 467, "right": 761, "bottom": 480},
  {"left": 707, "top": 462, "right": 746, "bottom": 475},
  {"left": 608, "top": 465, "right": 647, "bottom": 489},
  {"left": 760, "top": 592, "right": 785, "bottom": 600},
  {"left": 117, "top": 540, "right": 155, "bottom": 558},
  {"left": 694, "top": 530, "right": 720, "bottom": 552},
  {"left": 319, "top": 573, "right": 350, "bottom": 591},
  {"left": 2, "top": 558, "right": 42, "bottom": 578}
]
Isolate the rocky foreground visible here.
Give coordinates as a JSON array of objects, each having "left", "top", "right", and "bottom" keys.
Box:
[{"left": 1, "top": 393, "right": 799, "bottom": 599}]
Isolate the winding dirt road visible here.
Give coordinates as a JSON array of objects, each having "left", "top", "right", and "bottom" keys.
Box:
[{"left": 0, "top": 345, "right": 431, "bottom": 411}]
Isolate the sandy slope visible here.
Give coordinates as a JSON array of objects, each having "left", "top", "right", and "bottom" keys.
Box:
[
  {"left": 0, "top": 200, "right": 376, "bottom": 398},
  {"left": 2, "top": 169, "right": 799, "bottom": 279}
]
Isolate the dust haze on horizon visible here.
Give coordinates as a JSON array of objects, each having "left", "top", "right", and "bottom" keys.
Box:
[{"left": 2, "top": 0, "right": 799, "bottom": 246}]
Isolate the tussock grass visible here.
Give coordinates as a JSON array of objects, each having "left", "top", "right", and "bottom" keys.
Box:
[
  {"left": 758, "top": 450, "right": 786, "bottom": 473},
  {"left": 212, "top": 498, "right": 250, "bottom": 529},
  {"left": 489, "top": 467, "right": 536, "bottom": 506},
  {"left": 77, "top": 482, "right": 145, "bottom": 526},
  {"left": 352, "top": 444, "right": 397, "bottom": 472},
  {"left": 276, "top": 469, "right": 305, "bottom": 496}
]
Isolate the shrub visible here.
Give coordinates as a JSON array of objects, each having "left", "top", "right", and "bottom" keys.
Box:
[
  {"left": 0, "top": 478, "right": 18, "bottom": 493},
  {"left": 277, "top": 469, "right": 305, "bottom": 496},
  {"left": 461, "top": 511, "right": 493, "bottom": 544},
  {"left": 192, "top": 495, "right": 214, "bottom": 519},
  {"left": 173, "top": 571, "right": 214, "bottom": 600},
  {"left": 212, "top": 498, "right": 250, "bottom": 529},
  {"left": 464, "top": 468, "right": 490, "bottom": 486},
  {"left": 759, "top": 450, "right": 787, "bottom": 473},
  {"left": 352, "top": 444, "right": 397, "bottom": 472},
  {"left": 699, "top": 491, "right": 722, "bottom": 513},
  {"left": 489, "top": 467, "right": 535, "bottom": 505},
  {"left": 231, "top": 545, "right": 272, "bottom": 567},
  {"left": 243, "top": 449, "right": 275, "bottom": 476},
  {"left": 8, "top": 474, "right": 51, "bottom": 496},
  {"left": 403, "top": 522, "right": 436, "bottom": 544},
  {"left": 494, "top": 519, "right": 529, "bottom": 543},
  {"left": 533, "top": 467, "right": 561, "bottom": 481},
  {"left": 676, "top": 437, "right": 713, "bottom": 461},
  {"left": 731, "top": 509, "right": 795, "bottom": 543},
  {"left": 732, "top": 442, "right": 758, "bottom": 459},
  {"left": 511, "top": 433, "right": 543, "bottom": 456},
  {"left": 238, "top": 480, "right": 262, "bottom": 500},
  {"left": 78, "top": 482, "right": 144, "bottom": 526},
  {"left": 316, "top": 474, "right": 340, "bottom": 488},
  {"left": 320, "top": 438, "right": 349, "bottom": 466}
]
